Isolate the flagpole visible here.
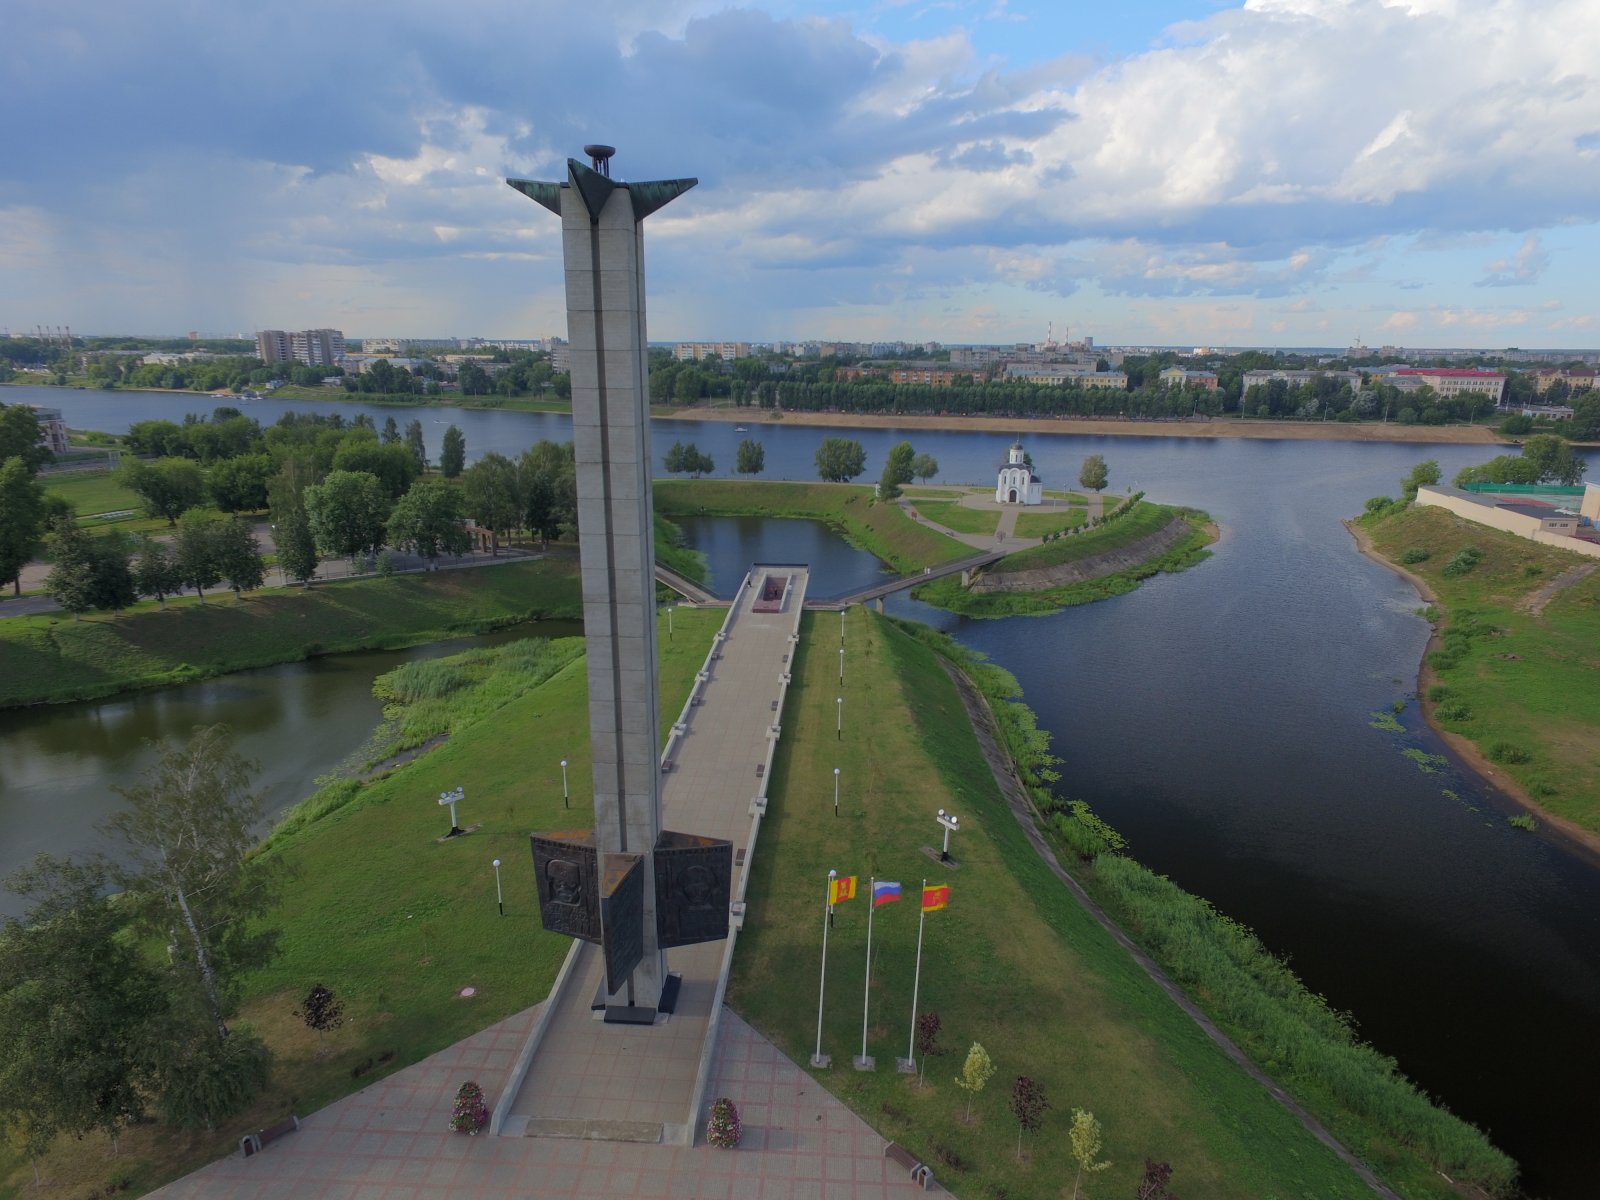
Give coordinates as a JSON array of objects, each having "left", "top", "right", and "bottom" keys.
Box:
[
  {"left": 811, "top": 869, "right": 835, "bottom": 1068},
  {"left": 856, "top": 876, "right": 876, "bottom": 1070},
  {"left": 906, "top": 877, "right": 927, "bottom": 1066}
]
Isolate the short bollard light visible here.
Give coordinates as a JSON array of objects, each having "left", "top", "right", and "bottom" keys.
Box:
[
  {"left": 936, "top": 808, "right": 960, "bottom": 861},
  {"left": 560, "top": 758, "right": 569, "bottom": 808},
  {"left": 492, "top": 858, "right": 503, "bottom": 916}
]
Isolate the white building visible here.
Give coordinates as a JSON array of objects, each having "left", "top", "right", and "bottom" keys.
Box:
[{"left": 995, "top": 441, "right": 1042, "bottom": 506}]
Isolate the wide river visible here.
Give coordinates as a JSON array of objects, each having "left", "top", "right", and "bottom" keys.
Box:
[{"left": 6, "top": 385, "right": 1600, "bottom": 1196}]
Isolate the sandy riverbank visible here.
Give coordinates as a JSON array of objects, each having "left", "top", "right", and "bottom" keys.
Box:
[
  {"left": 668, "top": 406, "right": 1508, "bottom": 444},
  {"left": 1347, "top": 519, "right": 1600, "bottom": 862}
]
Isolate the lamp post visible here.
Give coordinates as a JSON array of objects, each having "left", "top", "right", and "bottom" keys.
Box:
[
  {"left": 936, "top": 808, "right": 960, "bottom": 862},
  {"left": 667, "top": 605, "right": 674, "bottom": 641},
  {"left": 560, "top": 759, "right": 569, "bottom": 809},
  {"left": 840, "top": 607, "right": 846, "bottom": 646},
  {"left": 833, "top": 767, "right": 840, "bottom": 818},
  {"left": 492, "top": 858, "right": 503, "bottom": 916},
  {"left": 439, "top": 786, "right": 464, "bottom": 837},
  {"left": 836, "top": 696, "right": 842, "bottom": 741},
  {"left": 838, "top": 646, "right": 844, "bottom": 686}
]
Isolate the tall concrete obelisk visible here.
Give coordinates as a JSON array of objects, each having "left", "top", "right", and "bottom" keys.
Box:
[{"left": 509, "top": 148, "right": 697, "bottom": 1016}]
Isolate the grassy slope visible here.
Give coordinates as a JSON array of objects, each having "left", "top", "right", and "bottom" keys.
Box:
[
  {"left": 914, "top": 507, "right": 1215, "bottom": 618},
  {"left": 987, "top": 499, "right": 1176, "bottom": 573},
  {"left": 653, "top": 478, "right": 972, "bottom": 573},
  {"left": 0, "top": 609, "right": 722, "bottom": 1200},
  {"left": 0, "top": 558, "right": 582, "bottom": 707},
  {"left": 43, "top": 470, "right": 142, "bottom": 517},
  {"left": 728, "top": 609, "right": 1374, "bottom": 1199},
  {"left": 1361, "top": 503, "right": 1600, "bottom": 833}
]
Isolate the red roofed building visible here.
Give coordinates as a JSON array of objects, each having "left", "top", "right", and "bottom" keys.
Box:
[{"left": 1390, "top": 368, "right": 1506, "bottom": 404}]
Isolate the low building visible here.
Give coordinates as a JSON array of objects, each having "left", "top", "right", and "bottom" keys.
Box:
[
  {"left": 1389, "top": 368, "right": 1506, "bottom": 404},
  {"left": 673, "top": 342, "right": 752, "bottom": 362},
  {"left": 889, "top": 367, "right": 965, "bottom": 386},
  {"left": 1242, "top": 368, "right": 1362, "bottom": 391},
  {"left": 1159, "top": 367, "right": 1220, "bottom": 390},
  {"left": 995, "top": 441, "right": 1042, "bottom": 506}
]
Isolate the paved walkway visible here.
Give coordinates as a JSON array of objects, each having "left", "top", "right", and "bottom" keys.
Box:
[
  {"left": 502, "top": 569, "right": 811, "bottom": 1141},
  {"left": 149, "top": 1007, "right": 934, "bottom": 1199}
]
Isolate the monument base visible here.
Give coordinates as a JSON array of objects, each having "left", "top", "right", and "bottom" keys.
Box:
[
  {"left": 604, "top": 1005, "right": 657, "bottom": 1026},
  {"left": 808, "top": 1053, "right": 831, "bottom": 1069},
  {"left": 852, "top": 1055, "right": 876, "bottom": 1072},
  {"left": 895, "top": 1056, "right": 917, "bottom": 1075},
  {"left": 590, "top": 972, "right": 682, "bottom": 1024}
]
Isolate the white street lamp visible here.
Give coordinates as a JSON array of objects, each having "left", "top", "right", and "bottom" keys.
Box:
[
  {"left": 667, "top": 605, "right": 674, "bottom": 641},
  {"left": 833, "top": 767, "right": 840, "bottom": 818},
  {"left": 840, "top": 607, "right": 846, "bottom": 645},
  {"left": 492, "top": 858, "right": 503, "bottom": 916},
  {"left": 438, "top": 786, "right": 465, "bottom": 837},
  {"left": 836, "top": 696, "right": 842, "bottom": 741},
  {"left": 838, "top": 646, "right": 844, "bottom": 686},
  {"left": 936, "top": 808, "right": 961, "bottom": 862},
  {"left": 560, "top": 759, "right": 569, "bottom": 809}
]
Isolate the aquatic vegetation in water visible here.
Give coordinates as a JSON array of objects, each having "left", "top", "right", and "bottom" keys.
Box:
[
  {"left": 1402, "top": 748, "right": 1447, "bottom": 774},
  {"left": 1369, "top": 710, "right": 1403, "bottom": 733}
]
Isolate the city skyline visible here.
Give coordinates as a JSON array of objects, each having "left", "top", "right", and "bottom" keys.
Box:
[{"left": 3, "top": 0, "right": 1598, "bottom": 347}]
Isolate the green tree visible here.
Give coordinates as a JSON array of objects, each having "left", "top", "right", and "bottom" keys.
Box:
[
  {"left": 954, "top": 1041, "right": 994, "bottom": 1123},
  {"left": 43, "top": 517, "right": 97, "bottom": 619},
  {"left": 735, "top": 438, "right": 766, "bottom": 475},
  {"left": 381, "top": 415, "right": 401, "bottom": 445},
  {"left": 815, "top": 437, "right": 867, "bottom": 482},
  {"left": 331, "top": 439, "right": 420, "bottom": 499},
  {"left": 461, "top": 453, "right": 524, "bottom": 555},
  {"left": 1455, "top": 454, "right": 1545, "bottom": 488},
  {"left": 519, "top": 441, "right": 576, "bottom": 549},
  {"left": 0, "top": 403, "right": 50, "bottom": 471},
  {"left": 912, "top": 452, "right": 939, "bottom": 484},
  {"left": 664, "top": 441, "right": 687, "bottom": 473},
  {"left": 1068, "top": 1108, "right": 1112, "bottom": 1198},
  {"left": 1569, "top": 393, "right": 1600, "bottom": 441},
  {"left": 104, "top": 727, "right": 278, "bottom": 1128},
  {"left": 105, "top": 726, "right": 281, "bottom": 1045},
  {"left": 0, "top": 455, "right": 47, "bottom": 597},
  {"left": 214, "top": 519, "right": 265, "bottom": 600},
  {"left": 1079, "top": 454, "right": 1109, "bottom": 493},
  {"left": 1520, "top": 433, "right": 1587, "bottom": 485},
  {"left": 174, "top": 510, "right": 224, "bottom": 603},
  {"left": 206, "top": 453, "right": 273, "bottom": 514},
  {"left": 120, "top": 457, "right": 206, "bottom": 525},
  {"left": 386, "top": 480, "right": 471, "bottom": 568},
  {"left": 305, "top": 470, "right": 390, "bottom": 564},
  {"left": 440, "top": 425, "right": 467, "bottom": 478},
  {"left": 132, "top": 534, "right": 182, "bottom": 609},
  {"left": 0, "top": 857, "right": 166, "bottom": 1163},
  {"left": 404, "top": 419, "right": 428, "bottom": 471},
  {"left": 878, "top": 440, "right": 916, "bottom": 500},
  {"left": 274, "top": 503, "right": 319, "bottom": 588},
  {"left": 1401, "top": 459, "right": 1441, "bottom": 501}
]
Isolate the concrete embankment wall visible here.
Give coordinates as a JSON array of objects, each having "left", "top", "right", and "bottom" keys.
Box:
[{"left": 971, "top": 516, "right": 1193, "bottom": 593}]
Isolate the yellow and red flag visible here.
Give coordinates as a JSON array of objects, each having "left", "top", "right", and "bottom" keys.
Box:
[
  {"left": 829, "top": 875, "right": 858, "bottom": 905},
  {"left": 921, "top": 884, "right": 950, "bottom": 912}
]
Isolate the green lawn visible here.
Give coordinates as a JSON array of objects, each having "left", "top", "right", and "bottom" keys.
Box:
[
  {"left": 1012, "top": 506, "right": 1087, "bottom": 538},
  {"left": 44, "top": 470, "right": 143, "bottom": 518},
  {"left": 0, "top": 608, "right": 723, "bottom": 1200},
  {"left": 728, "top": 609, "right": 1382, "bottom": 1199},
  {"left": 0, "top": 558, "right": 583, "bottom": 707},
  {"left": 653, "top": 478, "right": 971, "bottom": 573},
  {"left": 1361, "top": 503, "right": 1600, "bottom": 833},
  {"left": 910, "top": 499, "right": 999, "bottom": 536}
]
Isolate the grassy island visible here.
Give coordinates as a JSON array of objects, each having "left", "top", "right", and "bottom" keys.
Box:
[
  {"left": 914, "top": 498, "right": 1216, "bottom": 617},
  {"left": 1355, "top": 501, "right": 1600, "bottom": 841}
]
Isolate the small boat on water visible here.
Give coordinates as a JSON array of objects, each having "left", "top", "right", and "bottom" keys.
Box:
[{"left": 734, "top": 425, "right": 748, "bottom": 432}]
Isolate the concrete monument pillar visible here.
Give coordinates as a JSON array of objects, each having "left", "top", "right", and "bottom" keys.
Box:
[{"left": 511, "top": 150, "right": 725, "bottom": 1022}]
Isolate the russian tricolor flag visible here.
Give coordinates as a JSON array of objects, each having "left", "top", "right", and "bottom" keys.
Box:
[{"left": 873, "top": 880, "right": 903, "bottom": 906}]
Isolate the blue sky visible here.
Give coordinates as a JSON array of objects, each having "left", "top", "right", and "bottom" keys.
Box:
[{"left": 3, "top": 0, "right": 1598, "bottom": 348}]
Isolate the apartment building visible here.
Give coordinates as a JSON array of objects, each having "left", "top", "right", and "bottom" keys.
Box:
[
  {"left": 1389, "top": 368, "right": 1506, "bottom": 404},
  {"left": 257, "top": 328, "right": 345, "bottom": 366},
  {"left": 673, "top": 342, "right": 753, "bottom": 362}
]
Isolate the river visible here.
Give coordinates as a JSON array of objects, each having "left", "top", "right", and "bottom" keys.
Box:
[{"left": 7, "top": 384, "right": 1600, "bottom": 1196}]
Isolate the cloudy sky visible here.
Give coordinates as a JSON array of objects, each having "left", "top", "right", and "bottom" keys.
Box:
[{"left": 3, "top": 0, "right": 1598, "bottom": 347}]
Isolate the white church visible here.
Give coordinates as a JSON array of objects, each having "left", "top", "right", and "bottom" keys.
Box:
[{"left": 995, "top": 441, "right": 1043, "bottom": 505}]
